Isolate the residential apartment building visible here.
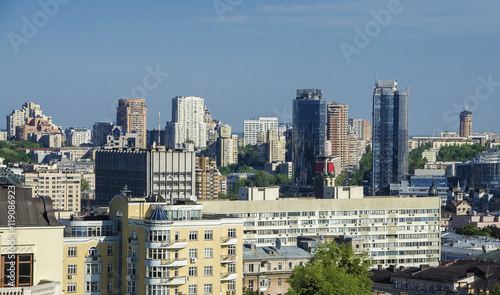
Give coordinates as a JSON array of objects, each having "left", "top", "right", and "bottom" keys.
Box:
[
  {"left": 95, "top": 146, "right": 196, "bottom": 206},
  {"left": 6, "top": 102, "right": 53, "bottom": 137},
  {"left": 65, "top": 127, "right": 92, "bottom": 147},
  {"left": 196, "top": 155, "right": 226, "bottom": 200},
  {"left": 24, "top": 168, "right": 83, "bottom": 212},
  {"left": 372, "top": 80, "right": 409, "bottom": 196},
  {"left": 327, "top": 102, "right": 349, "bottom": 170},
  {"left": 257, "top": 129, "right": 286, "bottom": 163},
  {"left": 244, "top": 117, "right": 279, "bottom": 146},
  {"left": 0, "top": 186, "right": 63, "bottom": 294},
  {"left": 292, "top": 89, "right": 326, "bottom": 186},
  {"left": 459, "top": 107, "right": 473, "bottom": 138},
  {"left": 201, "top": 196, "right": 441, "bottom": 268},
  {"left": 216, "top": 125, "right": 238, "bottom": 167},
  {"left": 167, "top": 96, "right": 207, "bottom": 150},
  {"left": 456, "top": 149, "right": 500, "bottom": 189},
  {"left": 349, "top": 118, "right": 372, "bottom": 141},
  {"left": 116, "top": 99, "right": 147, "bottom": 149},
  {"left": 243, "top": 244, "right": 311, "bottom": 294}
]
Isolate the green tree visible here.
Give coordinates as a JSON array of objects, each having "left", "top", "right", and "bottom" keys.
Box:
[
  {"left": 437, "top": 143, "right": 487, "bottom": 162},
  {"left": 275, "top": 174, "right": 291, "bottom": 185},
  {"left": 81, "top": 178, "right": 90, "bottom": 192},
  {"left": 287, "top": 241, "right": 372, "bottom": 295},
  {"left": 348, "top": 146, "right": 372, "bottom": 186},
  {"left": 335, "top": 171, "right": 348, "bottom": 186},
  {"left": 243, "top": 287, "right": 262, "bottom": 295},
  {"left": 408, "top": 143, "right": 431, "bottom": 174},
  {"left": 218, "top": 166, "right": 230, "bottom": 176},
  {"left": 0, "top": 140, "right": 41, "bottom": 164}
]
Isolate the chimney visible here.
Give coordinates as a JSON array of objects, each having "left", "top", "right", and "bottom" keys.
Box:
[
  {"left": 377, "top": 265, "right": 383, "bottom": 271},
  {"left": 420, "top": 264, "right": 430, "bottom": 271}
]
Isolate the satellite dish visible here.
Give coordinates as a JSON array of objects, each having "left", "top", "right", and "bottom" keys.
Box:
[
  {"left": 190, "top": 195, "right": 198, "bottom": 202},
  {"left": 275, "top": 237, "right": 281, "bottom": 250},
  {"left": 319, "top": 235, "right": 325, "bottom": 241}
]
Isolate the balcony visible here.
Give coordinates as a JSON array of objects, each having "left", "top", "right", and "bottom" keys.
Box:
[
  {"left": 84, "top": 255, "right": 101, "bottom": 263},
  {"left": 220, "top": 272, "right": 238, "bottom": 281},
  {"left": 160, "top": 276, "right": 187, "bottom": 286},
  {"left": 126, "top": 274, "right": 138, "bottom": 281},
  {"left": 0, "top": 281, "right": 60, "bottom": 295},
  {"left": 221, "top": 236, "right": 237, "bottom": 246},
  {"left": 160, "top": 258, "right": 188, "bottom": 267},
  {"left": 161, "top": 239, "right": 187, "bottom": 249},
  {"left": 126, "top": 256, "right": 138, "bottom": 264},
  {"left": 220, "top": 255, "right": 237, "bottom": 264}
]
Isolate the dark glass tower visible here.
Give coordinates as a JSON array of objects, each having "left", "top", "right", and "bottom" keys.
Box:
[
  {"left": 292, "top": 89, "right": 326, "bottom": 186},
  {"left": 372, "top": 80, "right": 409, "bottom": 196}
]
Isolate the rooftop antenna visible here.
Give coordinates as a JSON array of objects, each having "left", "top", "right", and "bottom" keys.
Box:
[{"left": 375, "top": 71, "right": 378, "bottom": 84}]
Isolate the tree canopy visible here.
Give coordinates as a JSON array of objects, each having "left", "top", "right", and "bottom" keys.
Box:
[
  {"left": 287, "top": 241, "right": 373, "bottom": 295},
  {"left": 0, "top": 140, "right": 41, "bottom": 164},
  {"left": 436, "top": 143, "right": 487, "bottom": 162},
  {"left": 409, "top": 143, "right": 431, "bottom": 174}
]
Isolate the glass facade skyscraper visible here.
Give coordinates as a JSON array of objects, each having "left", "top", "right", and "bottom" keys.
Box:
[
  {"left": 292, "top": 89, "right": 326, "bottom": 186},
  {"left": 372, "top": 80, "right": 409, "bottom": 196}
]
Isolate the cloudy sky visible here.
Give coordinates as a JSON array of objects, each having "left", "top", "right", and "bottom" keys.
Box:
[{"left": 1, "top": 1, "right": 499, "bottom": 135}]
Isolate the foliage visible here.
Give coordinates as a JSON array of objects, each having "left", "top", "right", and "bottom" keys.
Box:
[
  {"left": 409, "top": 143, "right": 431, "bottom": 174},
  {"left": 218, "top": 166, "right": 230, "bottom": 176},
  {"left": 437, "top": 143, "right": 487, "bottom": 162},
  {"left": 287, "top": 241, "right": 372, "bottom": 295},
  {"left": 335, "top": 171, "right": 348, "bottom": 186},
  {"left": 81, "top": 178, "right": 90, "bottom": 192},
  {"left": 243, "top": 287, "right": 262, "bottom": 295},
  {"left": 454, "top": 224, "right": 500, "bottom": 239},
  {"left": 348, "top": 146, "right": 372, "bottom": 186},
  {"left": 0, "top": 140, "right": 41, "bottom": 164},
  {"left": 238, "top": 145, "right": 264, "bottom": 167}
]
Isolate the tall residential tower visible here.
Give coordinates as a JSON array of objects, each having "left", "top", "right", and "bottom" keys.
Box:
[
  {"left": 459, "top": 107, "right": 472, "bottom": 138},
  {"left": 166, "top": 96, "right": 207, "bottom": 150},
  {"left": 326, "top": 102, "right": 349, "bottom": 170},
  {"left": 116, "top": 99, "right": 147, "bottom": 148},
  {"left": 372, "top": 80, "right": 409, "bottom": 196},
  {"left": 292, "top": 89, "right": 326, "bottom": 186}
]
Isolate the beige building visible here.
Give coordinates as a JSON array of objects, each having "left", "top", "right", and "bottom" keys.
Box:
[
  {"left": 459, "top": 107, "right": 472, "bottom": 138},
  {"left": 409, "top": 136, "right": 477, "bottom": 150},
  {"left": 217, "top": 125, "right": 238, "bottom": 167},
  {"left": 327, "top": 102, "right": 349, "bottom": 170},
  {"left": 201, "top": 196, "right": 441, "bottom": 268},
  {"left": 24, "top": 169, "right": 83, "bottom": 212},
  {"left": 0, "top": 186, "right": 63, "bottom": 294},
  {"left": 257, "top": 129, "right": 286, "bottom": 163},
  {"left": 117, "top": 99, "right": 147, "bottom": 149},
  {"left": 196, "top": 155, "right": 226, "bottom": 200}
]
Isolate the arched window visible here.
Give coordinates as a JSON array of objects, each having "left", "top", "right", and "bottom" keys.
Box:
[{"left": 88, "top": 246, "right": 98, "bottom": 257}]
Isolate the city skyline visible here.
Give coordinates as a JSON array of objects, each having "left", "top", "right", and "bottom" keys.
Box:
[{"left": 1, "top": 1, "right": 500, "bottom": 135}]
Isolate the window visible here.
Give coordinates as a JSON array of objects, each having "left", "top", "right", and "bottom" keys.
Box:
[
  {"left": 107, "top": 245, "right": 113, "bottom": 255},
  {"left": 188, "top": 284, "right": 197, "bottom": 295},
  {"left": 189, "top": 266, "right": 198, "bottom": 277},
  {"left": 68, "top": 264, "right": 77, "bottom": 275},
  {"left": 148, "top": 285, "right": 169, "bottom": 294},
  {"left": 278, "top": 278, "right": 282, "bottom": 286},
  {"left": 189, "top": 230, "right": 198, "bottom": 241},
  {"left": 228, "top": 263, "right": 236, "bottom": 273},
  {"left": 228, "top": 280, "right": 236, "bottom": 291},
  {"left": 204, "top": 283, "right": 213, "bottom": 294},
  {"left": 228, "top": 228, "right": 236, "bottom": 238},
  {"left": 248, "top": 280, "right": 254, "bottom": 290},
  {"left": 147, "top": 248, "right": 169, "bottom": 260},
  {"left": 204, "top": 230, "right": 213, "bottom": 240},
  {"left": 228, "top": 245, "right": 236, "bottom": 255},
  {"left": 127, "top": 263, "right": 136, "bottom": 275},
  {"left": 204, "top": 266, "right": 213, "bottom": 276},
  {"left": 146, "top": 230, "right": 171, "bottom": 242},
  {"left": 88, "top": 246, "right": 98, "bottom": 256},
  {"left": 67, "top": 282, "right": 76, "bottom": 293},
  {"left": 107, "top": 280, "right": 113, "bottom": 292},
  {"left": 278, "top": 262, "right": 282, "bottom": 270},
  {"left": 189, "top": 248, "right": 198, "bottom": 259},
  {"left": 107, "top": 263, "right": 113, "bottom": 274},
  {"left": 248, "top": 263, "right": 254, "bottom": 272},
  {"left": 147, "top": 266, "right": 168, "bottom": 278},
  {"left": 86, "top": 263, "right": 100, "bottom": 274},
  {"left": 0, "top": 254, "right": 33, "bottom": 287},
  {"left": 127, "top": 281, "right": 136, "bottom": 293},
  {"left": 86, "top": 281, "right": 99, "bottom": 292},
  {"left": 68, "top": 246, "right": 77, "bottom": 257},
  {"left": 204, "top": 248, "right": 213, "bottom": 259}
]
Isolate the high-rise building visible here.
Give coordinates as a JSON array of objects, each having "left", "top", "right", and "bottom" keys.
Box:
[
  {"left": 292, "top": 89, "right": 326, "bottom": 186},
  {"left": 167, "top": 96, "right": 207, "bottom": 150},
  {"left": 349, "top": 118, "right": 372, "bottom": 141},
  {"left": 372, "top": 80, "right": 409, "bottom": 196},
  {"left": 216, "top": 125, "right": 238, "bottom": 167},
  {"left": 95, "top": 146, "right": 196, "bottom": 206},
  {"left": 459, "top": 107, "right": 472, "bottom": 138},
  {"left": 327, "top": 102, "right": 349, "bottom": 170},
  {"left": 65, "top": 127, "right": 91, "bottom": 146},
  {"left": 243, "top": 117, "right": 278, "bottom": 146},
  {"left": 116, "top": 99, "right": 147, "bottom": 148},
  {"left": 195, "top": 155, "right": 226, "bottom": 199}
]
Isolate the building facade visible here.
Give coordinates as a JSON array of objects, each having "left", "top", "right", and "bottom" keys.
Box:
[
  {"left": 65, "top": 127, "right": 92, "bottom": 147},
  {"left": 195, "top": 155, "right": 226, "bottom": 200},
  {"left": 327, "top": 102, "right": 349, "bottom": 170},
  {"left": 201, "top": 196, "right": 441, "bottom": 269},
  {"left": 349, "top": 118, "right": 372, "bottom": 141},
  {"left": 292, "top": 89, "right": 326, "bottom": 186},
  {"left": 167, "top": 96, "right": 207, "bottom": 150},
  {"left": 459, "top": 107, "right": 472, "bottom": 138},
  {"left": 372, "top": 80, "right": 409, "bottom": 196},
  {"left": 95, "top": 147, "right": 196, "bottom": 206},
  {"left": 243, "top": 117, "right": 279, "bottom": 146},
  {"left": 116, "top": 99, "right": 147, "bottom": 149}
]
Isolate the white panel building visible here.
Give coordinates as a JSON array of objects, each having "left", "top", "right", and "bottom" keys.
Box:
[
  {"left": 243, "top": 117, "right": 278, "bottom": 146},
  {"left": 167, "top": 96, "right": 207, "bottom": 150}
]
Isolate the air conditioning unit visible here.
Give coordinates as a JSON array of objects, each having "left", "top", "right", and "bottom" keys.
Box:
[
  {"left": 67, "top": 274, "right": 73, "bottom": 279},
  {"left": 131, "top": 275, "right": 137, "bottom": 280},
  {"left": 190, "top": 258, "right": 197, "bottom": 263}
]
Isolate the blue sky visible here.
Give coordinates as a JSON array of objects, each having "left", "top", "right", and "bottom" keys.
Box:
[{"left": 1, "top": 1, "right": 500, "bottom": 135}]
